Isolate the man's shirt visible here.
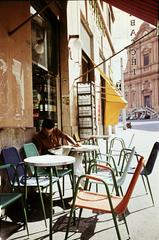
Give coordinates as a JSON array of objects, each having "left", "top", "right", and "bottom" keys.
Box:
[{"left": 33, "top": 128, "right": 75, "bottom": 155}]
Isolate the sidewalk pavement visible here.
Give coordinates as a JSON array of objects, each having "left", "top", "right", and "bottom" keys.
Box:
[{"left": 5, "top": 121, "right": 159, "bottom": 240}]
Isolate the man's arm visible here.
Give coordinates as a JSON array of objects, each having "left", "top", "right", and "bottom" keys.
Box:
[
  {"left": 55, "top": 128, "right": 81, "bottom": 146},
  {"left": 64, "top": 134, "right": 81, "bottom": 146}
]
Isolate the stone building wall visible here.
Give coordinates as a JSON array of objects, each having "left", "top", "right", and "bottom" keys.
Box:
[{"left": 124, "top": 22, "right": 158, "bottom": 114}]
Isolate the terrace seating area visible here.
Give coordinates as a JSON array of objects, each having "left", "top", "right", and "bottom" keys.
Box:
[{"left": 0, "top": 127, "right": 159, "bottom": 240}]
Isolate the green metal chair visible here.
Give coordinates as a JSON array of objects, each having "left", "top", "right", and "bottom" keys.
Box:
[
  {"left": 108, "top": 137, "right": 126, "bottom": 159},
  {"left": 1, "top": 146, "right": 61, "bottom": 228},
  {"left": 107, "top": 135, "right": 135, "bottom": 164},
  {"left": 23, "top": 142, "right": 48, "bottom": 176},
  {"left": 88, "top": 147, "right": 136, "bottom": 195},
  {"left": 0, "top": 164, "right": 29, "bottom": 237}
]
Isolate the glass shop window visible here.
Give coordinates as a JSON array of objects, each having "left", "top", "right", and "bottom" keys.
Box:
[
  {"left": 31, "top": 13, "right": 59, "bottom": 131},
  {"left": 32, "top": 15, "right": 48, "bottom": 68}
]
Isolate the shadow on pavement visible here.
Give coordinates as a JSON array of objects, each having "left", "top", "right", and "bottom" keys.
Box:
[
  {"left": 0, "top": 220, "right": 25, "bottom": 240},
  {"left": 0, "top": 192, "right": 72, "bottom": 239},
  {"left": 52, "top": 214, "right": 98, "bottom": 240}
]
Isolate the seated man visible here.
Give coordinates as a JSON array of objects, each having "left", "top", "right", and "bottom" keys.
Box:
[
  {"left": 33, "top": 118, "right": 84, "bottom": 177},
  {"left": 33, "top": 118, "right": 79, "bottom": 155}
]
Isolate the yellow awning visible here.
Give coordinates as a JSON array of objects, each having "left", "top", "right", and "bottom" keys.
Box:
[{"left": 98, "top": 67, "right": 127, "bottom": 126}]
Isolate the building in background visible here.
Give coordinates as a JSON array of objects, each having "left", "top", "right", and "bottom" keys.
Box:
[{"left": 124, "top": 22, "right": 158, "bottom": 119}]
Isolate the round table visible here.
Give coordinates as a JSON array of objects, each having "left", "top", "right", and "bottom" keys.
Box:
[
  {"left": 62, "top": 144, "right": 100, "bottom": 152},
  {"left": 24, "top": 154, "right": 75, "bottom": 167},
  {"left": 24, "top": 154, "right": 75, "bottom": 240},
  {"left": 61, "top": 144, "right": 100, "bottom": 174}
]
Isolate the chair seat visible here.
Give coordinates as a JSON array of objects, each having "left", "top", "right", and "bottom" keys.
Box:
[
  {"left": 0, "top": 193, "right": 23, "bottom": 208},
  {"left": 89, "top": 147, "right": 136, "bottom": 194},
  {"left": 89, "top": 172, "right": 112, "bottom": 183},
  {"left": 75, "top": 190, "right": 122, "bottom": 214},
  {"left": 90, "top": 172, "right": 123, "bottom": 186},
  {"left": 128, "top": 167, "right": 148, "bottom": 176},
  {"left": 25, "top": 176, "right": 59, "bottom": 187},
  {"left": 35, "top": 167, "right": 71, "bottom": 178},
  {"left": 13, "top": 176, "right": 59, "bottom": 188},
  {"left": 57, "top": 168, "right": 72, "bottom": 177}
]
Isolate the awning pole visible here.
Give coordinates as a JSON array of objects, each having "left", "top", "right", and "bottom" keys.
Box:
[
  {"left": 74, "top": 28, "right": 156, "bottom": 82},
  {"left": 8, "top": 0, "right": 54, "bottom": 36}
]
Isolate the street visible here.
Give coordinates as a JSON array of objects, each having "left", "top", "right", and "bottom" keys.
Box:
[{"left": 125, "top": 119, "right": 159, "bottom": 132}]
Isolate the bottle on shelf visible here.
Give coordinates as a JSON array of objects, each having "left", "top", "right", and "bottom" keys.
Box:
[
  {"left": 39, "top": 99, "right": 44, "bottom": 112},
  {"left": 44, "top": 97, "right": 48, "bottom": 111}
]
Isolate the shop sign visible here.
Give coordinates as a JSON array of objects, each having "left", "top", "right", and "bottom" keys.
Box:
[{"left": 130, "top": 17, "right": 137, "bottom": 75}]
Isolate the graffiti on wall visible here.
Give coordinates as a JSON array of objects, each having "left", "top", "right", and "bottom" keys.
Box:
[
  {"left": 0, "top": 58, "right": 8, "bottom": 116},
  {"left": 0, "top": 58, "right": 24, "bottom": 120},
  {"left": 12, "top": 59, "right": 24, "bottom": 119}
]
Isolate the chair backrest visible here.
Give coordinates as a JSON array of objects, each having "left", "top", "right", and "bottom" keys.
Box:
[
  {"left": 23, "top": 142, "right": 40, "bottom": 175},
  {"left": 117, "top": 147, "right": 135, "bottom": 186},
  {"left": 115, "top": 156, "right": 144, "bottom": 214},
  {"left": 144, "top": 143, "right": 158, "bottom": 175},
  {"left": 1, "top": 146, "right": 25, "bottom": 185},
  {"left": 23, "top": 142, "right": 39, "bottom": 157},
  {"left": 23, "top": 142, "right": 47, "bottom": 176},
  {"left": 109, "top": 137, "right": 126, "bottom": 157}
]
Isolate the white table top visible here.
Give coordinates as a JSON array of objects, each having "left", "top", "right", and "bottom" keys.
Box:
[
  {"left": 24, "top": 154, "right": 75, "bottom": 167},
  {"left": 92, "top": 135, "right": 110, "bottom": 140},
  {"left": 54, "top": 144, "right": 99, "bottom": 153}
]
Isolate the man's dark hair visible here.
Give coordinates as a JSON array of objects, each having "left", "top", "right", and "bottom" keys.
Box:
[{"left": 42, "top": 119, "right": 54, "bottom": 129}]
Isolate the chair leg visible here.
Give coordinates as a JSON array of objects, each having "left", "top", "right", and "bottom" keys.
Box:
[
  {"left": 65, "top": 168, "right": 77, "bottom": 240},
  {"left": 77, "top": 208, "right": 83, "bottom": 229},
  {"left": 57, "top": 180, "right": 66, "bottom": 209},
  {"left": 119, "top": 186, "right": 124, "bottom": 196},
  {"left": 62, "top": 176, "right": 65, "bottom": 196},
  {"left": 34, "top": 167, "right": 47, "bottom": 228},
  {"left": 141, "top": 175, "right": 148, "bottom": 193},
  {"left": 69, "top": 172, "right": 74, "bottom": 195},
  {"left": 53, "top": 167, "right": 66, "bottom": 209},
  {"left": 65, "top": 206, "right": 76, "bottom": 240},
  {"left": 112, "top": 212, "right": 122, "bottom": 240},
  {"left": 122, "top": 213, "right": 130, "bottom": 239},
  {"left": 88, "top": 182, "right": 92, "bottom": 191},
  {"left": 21, "top": 196, "right": 29, "bottom": 236},
  {"left": 145, "top": 175, "right": 154, "bottom": 205}
]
